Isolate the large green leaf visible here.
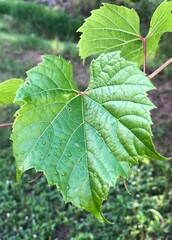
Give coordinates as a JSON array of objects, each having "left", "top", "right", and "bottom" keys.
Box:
[
  {"left": 11, "top": 53, "right": 166, "bottom": 222},
  {"left": 77, "top": 1, "right": 172, "bottom": 66},
  {"left": 146, "top": 0, "right": 172, "bottom": 55},
  {"left": 0, "top": 79, "right": 24, "bottom": 105},
  {"left": 77, "top": 3, "right": 143, "bottom": 64}
]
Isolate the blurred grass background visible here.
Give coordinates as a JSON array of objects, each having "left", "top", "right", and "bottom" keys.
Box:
[{"left": 0, "top": 0, "right": 172, "bottom": 239}]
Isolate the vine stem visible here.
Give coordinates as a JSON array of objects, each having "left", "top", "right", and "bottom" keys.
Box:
[
  {"left": 122, "top": 177, "right": 131, "bottom": 195},
  {"left": 148, "top": 57, "right": 172, "bottom": 79},
  {"left": 0, "top": 122, "right": 13, "bottom": 128},
  {"left": 28, "top": 173, "right": 44, "bottom": 183},
  {"left": 140, "top": 36, "right": 148, "bottom": 73}
]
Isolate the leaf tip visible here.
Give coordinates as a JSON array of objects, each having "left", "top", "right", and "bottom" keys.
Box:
[{"left": 16, "top": 168, "right": 23, "bottom": 182}]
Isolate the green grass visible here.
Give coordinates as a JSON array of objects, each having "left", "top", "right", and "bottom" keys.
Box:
[
  {"left": 0, "top": 0, "right": 83, "bottom": 41},
  {"left": 0, "top": 31, "right": 77, "bottom": 55},
  {"left": 0, "top": 32, "right": 57, "bottom": 52},
  {"left": 0, "top": 31, "right": 78, "bottom": 82},
  {"left": 0, "top": 146, "right": 172, "bottom": 239}
]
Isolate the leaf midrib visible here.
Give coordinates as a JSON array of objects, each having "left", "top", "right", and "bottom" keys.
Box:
[
  {"left": 82, "top": 95, "right": 102, "bottom": 214},
  {"left": 21, "top": 88, "right": 77, "bottom": 97}
]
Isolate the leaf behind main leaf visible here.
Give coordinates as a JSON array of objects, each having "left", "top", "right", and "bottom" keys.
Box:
[
  {"left": 77, "top": 3, "right": 143, "bottom": 65},
  {"left": 78, "top": 1, "right": 172, "bottom": 66}
]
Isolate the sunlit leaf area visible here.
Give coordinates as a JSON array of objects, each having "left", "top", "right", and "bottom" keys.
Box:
[{"left": 0, "top": 0, "right": 172, "bottom": 239}]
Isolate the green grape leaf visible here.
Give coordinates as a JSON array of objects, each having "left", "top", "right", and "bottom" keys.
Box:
[
  {"left": 77, "top": 1, "right": 172, "bottom": 66},
  {"left": 11, "top": 53, "right": 167, "bottom": 222},
  {"left": 0, "top": 79, "right": 24, "bottom": 105},
  {"left": 77, "top": 3, "right": 143, "bottom": 65},
  {"left": 146, "top": 0, "right": 172, "bottom": 55}
]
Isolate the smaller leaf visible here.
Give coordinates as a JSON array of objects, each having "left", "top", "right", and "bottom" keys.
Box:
[
  {"left": 146, "top": 0, "right": 172, "bottom": 55},
  {"left": 77, "top": 3, "right": 143, "bottom": 65},
  {"left": 0, "top": 79, "right": 24, "bottom": 105}
]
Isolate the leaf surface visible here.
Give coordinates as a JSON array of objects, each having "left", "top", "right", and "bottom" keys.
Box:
[
  {"left": 77, "top": 2, "right": 172, "bottom": 66},
  {"left": 77, "top": 3, "right": 143, "bottom": 64},
  {"left": 0, "top": 79, "right": 24, "bottom": 105},
  {"left": 146, "top": 1, "right": 172, "bottom": 55},
  {"left": 11, "top": 53, "right": 166, "bottom": 222}
]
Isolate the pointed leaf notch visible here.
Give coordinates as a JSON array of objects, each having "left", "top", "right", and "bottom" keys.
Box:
[
  {"left": 77, "top": 1, "right": 172, "bottom": 65},
  {"left": 11, "top": 53, "right": 168, "bottom": 222}
]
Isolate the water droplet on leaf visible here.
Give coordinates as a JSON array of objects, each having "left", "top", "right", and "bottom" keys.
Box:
[
  {"left": 48, "top": 132, "right": 53, "bottom": 138},
  {"left": 42, "top": 141, "right": 46, "bottom": 145},
  {"left": 61, "top": 172, "right": 66, "bottom": 176},
  {"left": 68, "top": 107, "right": 72, "bottom": 112},
  {"left": 67, "top": 153, "right": 72, "bottom": 157},
  {"left": 54, "top": 171, "right": 59, "bottom": 176}
]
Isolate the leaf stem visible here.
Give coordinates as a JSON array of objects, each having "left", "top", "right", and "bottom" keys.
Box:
[
  {"left": 28, "top": 173, "right": 43, "bottom": 183},
  {"left": 0, "top": 122, "right": 13, "bottom": 128},
  {"left": 140, "top": 36, "right": 147, "bottom": 73},
  {"left": 148, "top": 58, "right": 172, "bottom": 79},
  {"left": 122, "top": 177, "right": 131, "bottom": 195}
]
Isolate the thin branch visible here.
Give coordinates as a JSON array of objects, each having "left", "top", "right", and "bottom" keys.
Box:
[
  {"left": 143, "top": 38, "right": 147, "bottom": 73},
  {"left": 122, "top": 177, "right": 131, "bottom": 195},
  {"left": 148, "top": 58, "right": 172, "bottom": 79},
  {"left": 28, "top": 173, "right": 43, "bottom": 183},
  {"left": 140, "top": 36, "right": 147, "bottom": 73},
  {"left": 0, "top": 122, "right": 13, "bottom": 128}
]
